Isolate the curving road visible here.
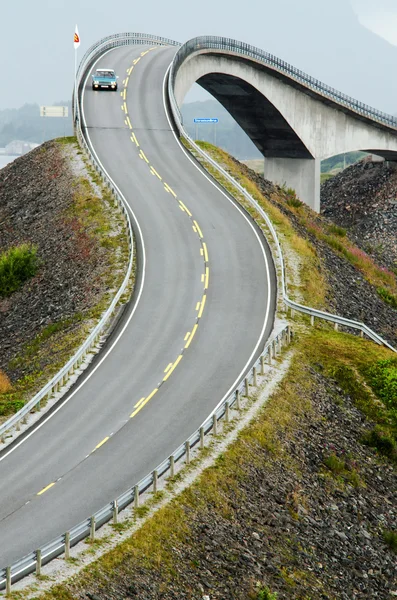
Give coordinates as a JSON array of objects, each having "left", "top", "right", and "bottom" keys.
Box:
[{"left": 0, "top": 44, "right": 276, "bottom": 568}]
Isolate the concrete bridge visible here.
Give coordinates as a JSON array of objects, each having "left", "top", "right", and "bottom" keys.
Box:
[{"left": 170, "top": 36, "right": 397, "bottom": 211}]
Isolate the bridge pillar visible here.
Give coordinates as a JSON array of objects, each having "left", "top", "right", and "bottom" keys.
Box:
[{"left": 264, "top": 157, "right": 321, "bottom": 212}]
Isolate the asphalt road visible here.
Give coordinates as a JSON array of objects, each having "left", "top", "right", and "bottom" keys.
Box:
[{"left": 0, "top": 44, "right": 276, "bottom": 568}]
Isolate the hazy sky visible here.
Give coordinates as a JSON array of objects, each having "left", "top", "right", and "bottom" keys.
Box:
[{"left": 1, "top": 0, "right": 397, "bottom": 112}]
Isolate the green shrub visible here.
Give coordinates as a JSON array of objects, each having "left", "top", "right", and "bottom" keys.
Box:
[
  {"left": 365, "top": 359, "right": 397, "bottom": 412},
  {"left": 377, "top": 287, "right": 397, "bottom": 309},
  {"left": 256, "top": 585, "right": 278, "bottom": 600},
  {"left": 0, "top": 244, "right": 39, "bottom": 297},
  {"left": 361, "top": 427, "right": 396, "bottom": 461},
  {"left": 328, "top": 224, "right": 346, "bottom": 237},
  {"left": 383, "top": 530, "right": 397, "bottom": 553}
]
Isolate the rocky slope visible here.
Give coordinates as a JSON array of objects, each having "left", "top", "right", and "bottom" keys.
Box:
[
  {"left": 321, "top": 160, "right": 397, "bottom": 272},
  {"left": 0, "top": 139, "right": 127, "bottom": 415}
]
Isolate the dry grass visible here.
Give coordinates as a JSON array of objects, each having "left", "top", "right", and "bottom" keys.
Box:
[{"left": 0, "top": 370, "right": 12, "bottom": 393}]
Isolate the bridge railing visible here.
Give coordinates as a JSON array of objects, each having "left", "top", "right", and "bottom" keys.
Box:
[
  {"left": 169, "top": 35, "right": 397, "bottom": 130},
  {"left": 167, "top": 57, "right": 396, "bottom": 353}
]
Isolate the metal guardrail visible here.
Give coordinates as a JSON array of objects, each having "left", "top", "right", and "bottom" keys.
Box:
[
  {"left": 0, "top": 325, "right": 291, "bottom": 590},
  {"left": 167, "top": 48, "right": 396, "bottom": 354},
  {"left": 169, "top": 35, "right": 397, "bottom": 131}
]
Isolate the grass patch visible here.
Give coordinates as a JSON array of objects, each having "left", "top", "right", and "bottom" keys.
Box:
[
  {"left": 0, "top": 244, "right": 39, "bottom": 298},
  {"left": 383, "top": 530, "right": 397, "bottom": 553}
]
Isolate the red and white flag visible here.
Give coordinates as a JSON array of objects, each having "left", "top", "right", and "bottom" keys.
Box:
[{"left": 74, "top": 25, "right": 80, "bottom": 49}]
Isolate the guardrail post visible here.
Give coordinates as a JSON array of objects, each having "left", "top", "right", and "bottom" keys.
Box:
[
  {"left": 236, "top": 389, "right": 241, "bottom": 410},
  {"left": 273, "top": 339, "right": 277, "bottom": 357},
  {"left": 334, "top": 322, "right": 339, "bottom": 331},
  {"left": 16, "top": 420, "right": 21, "bottom": 431},
  {"left": 90, "top": 516, "right": 95, "bottom": 541},
  {"left": 268, "top": 346, "right": 272, "bottom": 365},
  {"left": 360, "top": 330, "right": 364, "bottom": 338},
  {"left": 152, "top": 470, "right": 158, "bottom": 494},
  {"left": 6, "top": 566, "right": 11, "bottom": 594},
  {"left": 244, "top": 377, "right": 249, "bottom": 397},
  {"left": 65, "top": 531, "right": 70, "bottom": 559},
  {"left": 199, "top": 427, "right": 204, "bottom": 449},
  {"left": 134, "top": 485, "right": 139, "bottom": 509},
  {"left": 287, "top": 326, "right": 291, "bottom": 344},
  {"left": 212, "top": 413, "right": 218, "bottom": 436},
  {"left": 185, "top": 441, "right": 190, "bottom": 464},
  {"left": 260, "top": 355, "right": 265, "bottom": 375},
  {"left": 169, "top": 454, "right": 175, "bottom": 477},
  {"left": 310, "top": 315, "right": 314, "bottom": 326},
  {"left": 113, "top": 500, "right": 118, "bottom": 524},
  {"left": 253, "top": 367, "right": 257, "bottom": 387},
  {"left": 36, "top": 548, "right": 42, "bottom": 576},
  {"left": 225, "top": 401, "right": 230, "bottom": 423}
]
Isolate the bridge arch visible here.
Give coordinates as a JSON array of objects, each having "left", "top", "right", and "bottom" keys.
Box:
[{"left": 169, "top": 37, "right": 397, "bottom": 211}]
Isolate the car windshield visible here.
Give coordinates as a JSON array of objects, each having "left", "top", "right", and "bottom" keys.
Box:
[{"left": 95, "top": 70, "right": 115, "bottom": 78}]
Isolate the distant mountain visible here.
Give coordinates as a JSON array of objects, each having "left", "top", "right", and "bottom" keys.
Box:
[{"left": 0, "top": 102, "right": 73, "bottom": 147}]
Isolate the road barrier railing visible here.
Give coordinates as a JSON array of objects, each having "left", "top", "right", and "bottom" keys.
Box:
[
  {"left": 0, "top": 33, "right": 180, "bottom": 447},
  {"left": 0, "top": 324, "right": 291, "bottom": 591},
  {"left": 167, "top": 56, "right": 396, "bottom": 354},
  {"left": 169, "top": 35, "right": 397, "bottom": 131}
]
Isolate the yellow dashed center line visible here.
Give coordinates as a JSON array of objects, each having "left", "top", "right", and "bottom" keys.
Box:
[
  {"left": 131, "top": 132, "right": 139, "bottom": 147},
  {"left": 192, "top": 225, "right": 197, "bottom": 233},
  {"left": 37, "top": 482, "right": 56, "bottom": 496},
  {"left": 204, "top": 267, "right": 209, "bottom": 289},
  {"left": 164, "top": 182, "right": 177, "bottom": 197},
  {"left": 150, "top": 166, "right": 162, "bottom": 180},
  {"left": 198, "top": 295, "right": 207, "bottom": 319},
  {"left": 141, "top": 50, "right": 149, "bottom": 56},
  {"left": 133, "top": 57, "right": 141, "bottom": 65},
  {"left": 179, "top": 201, "right": 192, "bottom": 216},
  {"left": 126, "top": 116, "right": 132, "bottom": 130},
  {"left": 127, "top": 66, "right": 133, "bottom": 75},
  {"left": 163, "top": 355, "right": 183, "bottom": 382},
  {"left": 164, "top": 363, "right": 173, "bottom": 373},
  {"left": 185, "top": 324, "right": 198, "bottom": 349},
  {"left": 125, "top": 76, "right": 129, "bottom": 86},
  {"left": 139, "top": 150, "right": 149, "bottom": 163},
  {"left": 193, "top": 220, "right": 203, "bottom": 239},
  {"left": 130, "top": 388, "right": 158, "bottom": 418},
  {"left": 123, "top": 102, "right": 127, "bottom": 112},
  {"left": 200, "top": 248, "right": 204, "bottom": 256},
  {"left": 196, "top": 301, "right": 201, "bottom": 311},
  {"left": 203, "top": 242, "right": 209, "bottom": 263},
  {"left": 134, "top": 397, "right": 146, "bottom": 408},
  {"left": 201, "top": 274, "right": 205, "bottom": 282},
  {"left": 95, "top": 436, "right": 109, "bottom": 451}
]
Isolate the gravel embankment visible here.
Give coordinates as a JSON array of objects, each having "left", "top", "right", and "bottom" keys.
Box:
[
  {"left": 321, "top": 160, "right": 397, "bottom": 271},
  {"left": 0, "top": 141, "right": 117, "bottom": 383}
]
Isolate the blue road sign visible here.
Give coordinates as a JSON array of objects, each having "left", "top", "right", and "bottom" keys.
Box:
[{"left": 193, "top": 118, "right": 219, "bottom": 123}]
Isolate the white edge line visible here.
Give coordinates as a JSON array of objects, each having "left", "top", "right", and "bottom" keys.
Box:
[
  {"left": 162, "top": 64, "right": 272, "bottom": 419},
  {"left": 0, "top": 48, "right": 147, "bottom": 464}
]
